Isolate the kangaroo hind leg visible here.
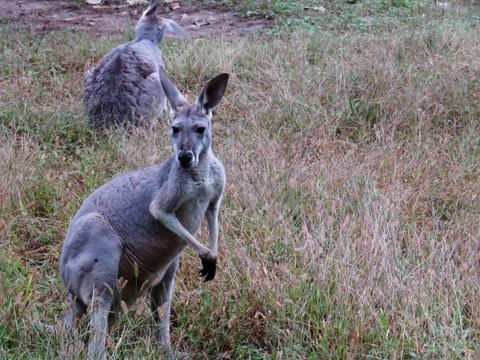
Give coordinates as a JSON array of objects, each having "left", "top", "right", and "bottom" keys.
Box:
[
  {"left": 150, "top": 256, "right": 179, "bottom": 355},
  {"left": 61, "top": 212, "right": 123, "bottom": 360}
]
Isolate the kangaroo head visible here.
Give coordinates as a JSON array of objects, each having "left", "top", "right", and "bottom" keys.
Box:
[
  {"left": 134, "top": 0, "right": 164, "bottom": 43},
  {"left": 159, "top": 68, "right": 229, "bottom": 170}
]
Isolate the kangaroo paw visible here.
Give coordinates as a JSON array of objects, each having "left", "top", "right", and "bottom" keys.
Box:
[{"left": 199, "top": 256, "right": 217, "bottom": 282}]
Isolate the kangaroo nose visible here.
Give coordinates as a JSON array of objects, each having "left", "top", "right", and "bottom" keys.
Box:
[{"left": 178, "top": 150, "right": 194, "bottom": 168}]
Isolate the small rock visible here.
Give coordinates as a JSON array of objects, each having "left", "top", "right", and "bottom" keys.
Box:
[
  {"left": 194, "top": 20, "right": 209, "bottom": 27},
  {"left": 304, "top": 6, "right": 326, "bottom": 12},
  {"left": 126, "top": 0, "right": 148, "bottom": 4}
]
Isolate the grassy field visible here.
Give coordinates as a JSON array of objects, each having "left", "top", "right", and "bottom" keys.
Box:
[{"left": 1, "top": 0, "right": 480, "bottom": 358}]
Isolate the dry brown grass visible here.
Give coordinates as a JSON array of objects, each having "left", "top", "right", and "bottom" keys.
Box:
[{"left": 1, "top": 5, "right": 480, "bottom": 359}]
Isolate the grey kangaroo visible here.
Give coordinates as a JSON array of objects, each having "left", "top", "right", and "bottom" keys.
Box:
[
  {"left": 84, "top": 0, "right": 186, "bottom": 128},
  {"left": 60, "top": 68, "right": 229, "bottom": 359}
]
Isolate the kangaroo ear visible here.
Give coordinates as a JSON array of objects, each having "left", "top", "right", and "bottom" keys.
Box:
[
  {"left": 159, "top": 67, "right": 187, "bottom": 114},
  {"left": 144, "top": 0, "right": 159, "bottom": 17},
  {"left": 196, "top": 74, "right": 229, "bottom": 116}
]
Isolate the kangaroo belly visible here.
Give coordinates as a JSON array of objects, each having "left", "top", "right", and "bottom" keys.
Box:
[{"left": 117, "top": 230, "right": 186, "bottom": 289}]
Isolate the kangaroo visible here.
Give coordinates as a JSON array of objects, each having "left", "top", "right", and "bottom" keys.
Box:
[
  {"left": 84, "top": 0, "right": 186, "bottom": 128},
  {"left": 60, "top": 68, "right": 229, "bottom": 359}
]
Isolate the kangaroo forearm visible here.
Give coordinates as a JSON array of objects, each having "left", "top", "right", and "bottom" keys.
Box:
[
  {"left": 150, "top": 205, "right": 211, "bottom": 257},
  {"left": 206, "top": 209, "right": 219, "bottom": 255},
  {"left": 208, "top": 224, "right": 218, "bottom": 255}
]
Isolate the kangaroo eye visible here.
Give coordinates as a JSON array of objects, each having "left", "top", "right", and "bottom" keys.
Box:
[
  {"left": 195, "top": 127, "right": 206, "bottom": 134},
  {"left": 172, "top": 126, "right": 180, "bottom": 134}
]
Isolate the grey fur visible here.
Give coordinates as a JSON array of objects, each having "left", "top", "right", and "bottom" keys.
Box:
[
  {"left": 61, "top": 69, "right": 229, "bottom": 359},
  {"left": 83, "top": 0, "right": 187, "bottom": 128}
]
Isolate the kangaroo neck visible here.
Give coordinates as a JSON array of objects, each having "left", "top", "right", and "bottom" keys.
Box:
[{"left": 134, "top": 37, "right": 159, "bottom": 46}]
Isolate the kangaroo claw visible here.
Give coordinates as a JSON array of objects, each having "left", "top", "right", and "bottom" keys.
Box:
[{"left": 199, "top": 256, "right": 217, "bottom": 282}]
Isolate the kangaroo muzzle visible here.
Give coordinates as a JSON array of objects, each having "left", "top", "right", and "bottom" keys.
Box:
[{"left": 177, "top": 149, "right": 194, "bottom": 168}]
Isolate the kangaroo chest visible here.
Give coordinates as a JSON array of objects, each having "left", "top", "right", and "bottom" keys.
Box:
[
  {"left": 117, "top": 178, "right": 215, "bottom": 287},
  {"left": 176, "top": 179, "right": 214, "bottom": 233}
]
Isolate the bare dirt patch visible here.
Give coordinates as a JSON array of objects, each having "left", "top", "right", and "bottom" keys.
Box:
[{"left": 0, "top": 0, "right": 270, "bottom": 38}]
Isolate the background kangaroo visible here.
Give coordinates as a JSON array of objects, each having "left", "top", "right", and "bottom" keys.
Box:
[
  {"left": 83, "top": 0, "right": 186, "bottom": 127},
  {"left": 60, "top": 68, "right": 229, "bottom": 359}
]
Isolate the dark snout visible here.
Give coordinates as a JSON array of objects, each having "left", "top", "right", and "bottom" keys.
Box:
[{"left": 177, "top": 149, "right": 194, "bottom": 168}]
